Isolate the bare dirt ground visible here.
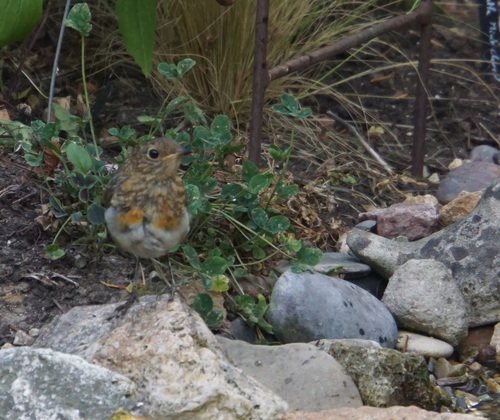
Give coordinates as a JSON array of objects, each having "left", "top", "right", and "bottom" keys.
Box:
[{"left": 1, "top": 2, "right": 499, "bottom": 349}]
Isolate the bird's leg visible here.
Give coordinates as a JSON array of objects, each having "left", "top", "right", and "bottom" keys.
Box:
[
  {"left": 112, "top": 256, "right": 142, "bottom": 318},
  {"left": 166, "top": 253, "right": 177, "bottom": 301}
]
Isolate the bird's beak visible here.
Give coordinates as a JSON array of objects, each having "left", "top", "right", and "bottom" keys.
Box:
[{"left": 162, "top": 148, "right": 192, "bottom": 161}]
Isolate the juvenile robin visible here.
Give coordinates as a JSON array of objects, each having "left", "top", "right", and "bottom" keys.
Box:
[{"left": 103, "top": 136, "right": 191, "bottom": 276}]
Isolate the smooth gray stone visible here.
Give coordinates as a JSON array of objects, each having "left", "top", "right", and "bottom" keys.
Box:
[
  {"left": 267, "top": 270, "right": 398, "bottom": 348},
  {"left": 314, "top": 252, "right": 371, "bottom": 278},
  {"left": 217, "top": 337, "right": 362, "bottom": 411},
  {"left": 470, "top": 145, "right": 499, "bottom": 163},
  {"left": 347, "top": 178, "right": 500, "bottom": 327},
  {"left": 436, "top": 161, "right": 500, "bottom": 204}
]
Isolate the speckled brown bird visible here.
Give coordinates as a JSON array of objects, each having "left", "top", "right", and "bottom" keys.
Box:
[{"left": 103, "top": 137, "right": 191, "bottom": 259}]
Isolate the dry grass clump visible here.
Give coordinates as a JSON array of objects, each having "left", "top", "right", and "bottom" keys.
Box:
[{"left": 151, "top": 0, "right": 398, "bottom": 120}]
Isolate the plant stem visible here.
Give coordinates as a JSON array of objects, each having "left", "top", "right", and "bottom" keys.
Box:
[
  {"left": 52, "top": 215, "right": 72, "bottom": 244},
  {"left": 264, "top": 125, "right": 295, "bottom": 209},
  {"left": 79, "top": 34, "right": 99, "bottom": 158}
]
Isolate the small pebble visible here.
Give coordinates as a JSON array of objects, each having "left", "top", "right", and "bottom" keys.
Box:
[
  {"left": 28, "top": 328, "right": 40, "bottom": 338},
  {"left": 487, "top": 378, "right": 500, "bottom": 394},
  {"left": 13, "top": 330, "right": 35, "bottom": 346}
]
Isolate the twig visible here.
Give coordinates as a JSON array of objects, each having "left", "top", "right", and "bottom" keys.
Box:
[
  {"left": 326, "top": 110, "right": 394, "bottom": 175},
  {"left": 479, "top": 122, "right": 500, "bottom": 147},
  {"left": 267, "top": 1, "right": 433, "bottom": 81}
]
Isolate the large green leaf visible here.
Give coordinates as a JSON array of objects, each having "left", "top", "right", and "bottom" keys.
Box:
[
  {"left": 0, "top": 0, "right": 43, "bottom": 48},
  {"left": 115, "top": 0, "right": 156, "bottom": 77}
]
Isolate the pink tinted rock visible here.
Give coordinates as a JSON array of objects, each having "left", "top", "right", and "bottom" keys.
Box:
[
  {"left": 374, "top": 203, "right": 439, "bottom": 240},
  {"left": 282, "top": 406, "right": 487, "bottom": 420},
  {"left": 458, "top": 325, "right": 496, "bottom": 365}
]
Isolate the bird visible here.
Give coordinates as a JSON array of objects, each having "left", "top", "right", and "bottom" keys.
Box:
[{"left": 102, "top": 136, "right": 191, "bottom": 309}]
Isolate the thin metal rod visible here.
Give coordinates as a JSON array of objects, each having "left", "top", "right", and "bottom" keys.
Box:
[
  {"left": 47, "top": 0, "right": 73, "bottom": 123},
  {"left": 411, "top": 0, "right": 434, "bottom": 177},
  {"left": 248, "top": 0, "right": 269, "bottom": 165}
]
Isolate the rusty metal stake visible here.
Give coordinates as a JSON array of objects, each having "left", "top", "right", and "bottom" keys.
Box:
[
  {"left": 411, "top": 0, "right": 434, "bottom": 178},
  {"left": 248, "top": 0, "right": 270, "bottom": 165}
]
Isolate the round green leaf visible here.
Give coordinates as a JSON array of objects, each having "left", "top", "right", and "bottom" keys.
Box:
[
  {"left": 87, "top": 203, "right": 105, "bottom": 225},
  {"left": 250, "top": 208, "right": 268, "bottom": 228},
  {"left": 24, "top": 153, "right": 42, "bottom": 167},
  {"left": 204, "top": 310, "right": 224, "bottom": 326},
  {"left": 157, "top": 62, "right": 179, "bottom": 79},
  {"left": 46, "top": 244, "right": 65, "bottom": 260},
  {"left": 252, "top": 246, "right": 266, "bottom": 260},
  {"left": 192, "top": 293, "right": 213, "bottom": 317},
  {"left": 211, "top": 274, "right": 230, "bottom": 292},
  {"left": 242, "top": 160, "right": 259, "bottom": 183},
  {"left": 296, "top": 247, "right": 323, "bottom": 266},
  {"left": 182, "top": 245, "right": 201, "bottom": 269},
  {"left": 266, "top": 215, "right": 290, "bottom": 234},
  {"left": 248, "top": 173, "right": 273, "bottom": 193},
  {"left": 177, "top": 58, "right": 196, "bottom": 77},
  {"left": 201, "top": 256, "right": 229, "bottom": 275}
]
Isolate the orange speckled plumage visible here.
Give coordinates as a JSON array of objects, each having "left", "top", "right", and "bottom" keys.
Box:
[{"left": 103, "top": 137, "right": 191, "bottom": 259}]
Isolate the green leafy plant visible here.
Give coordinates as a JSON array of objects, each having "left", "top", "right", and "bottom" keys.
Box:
[
  {"left": 233, "top": 294, "right": 273, "bottom": 335},
  {"left": 3, "top": 48, "right": 322, "bottom": 332},
  {"left": 192, "top": 293, "right": 225, "bottom": 327}
]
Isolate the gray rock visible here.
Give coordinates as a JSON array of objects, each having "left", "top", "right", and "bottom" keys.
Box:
[
  {"left": 267, "top": 270, "right": 398, "bottom": 348},
  {"left": 224, "top": 317, "right": 257, "bottom": 343},
  {"left": 347, "top": 178, "right": 500, "bottom": 327},
  {"left": 382, "top": 259, "right": 468, "bottom": 345},
  {"left": 324, "top": 343, "right": 432, "bottom": 408},
  {"left": 35, "top": 295, "right": 288, "bottom": 419},
  {"left": 313, "top": 252, "right": 371, "bottom": 278},
  {"left": 216, "top": 337, "right": 362, "bottom": 411},
  {"left": 0, "top": 347, "right": 136, "bottom": 420},
  {"left": 470, "top": 144, "right": 499, "bottom": 164},
  {"left": 436, "top": 161, "right": 500, "bottom": 204},
  {"left": 354, "top": 219, "right": 377, "bottom": 232}
]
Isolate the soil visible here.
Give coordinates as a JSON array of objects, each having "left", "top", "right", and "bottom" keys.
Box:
[{"left": 0, "top": 1, "right": 499, "bottom": 355}]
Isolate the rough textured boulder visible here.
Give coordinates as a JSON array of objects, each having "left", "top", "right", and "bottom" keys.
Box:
[
  {"left": 0, "top": 347, "right": 136, "bottom": 420},
  {"left": 347, "top": 178, "right": 500, "bottom": 328},
  {"left": 34, "top": 295, "right": 287, "bottom": 419},
  {"left": 361, "top": 202, "right": 440, "bottom": 240},
  {"left": 382, "top": 259, "right": 468, "bottom": 345},
  {"left": 318, "top": 342, "right": 432, "bottom": 409}
]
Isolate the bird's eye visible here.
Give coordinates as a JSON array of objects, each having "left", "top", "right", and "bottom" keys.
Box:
[{"left": 148, "top": 149, "right": 160, "bottom": 159}]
